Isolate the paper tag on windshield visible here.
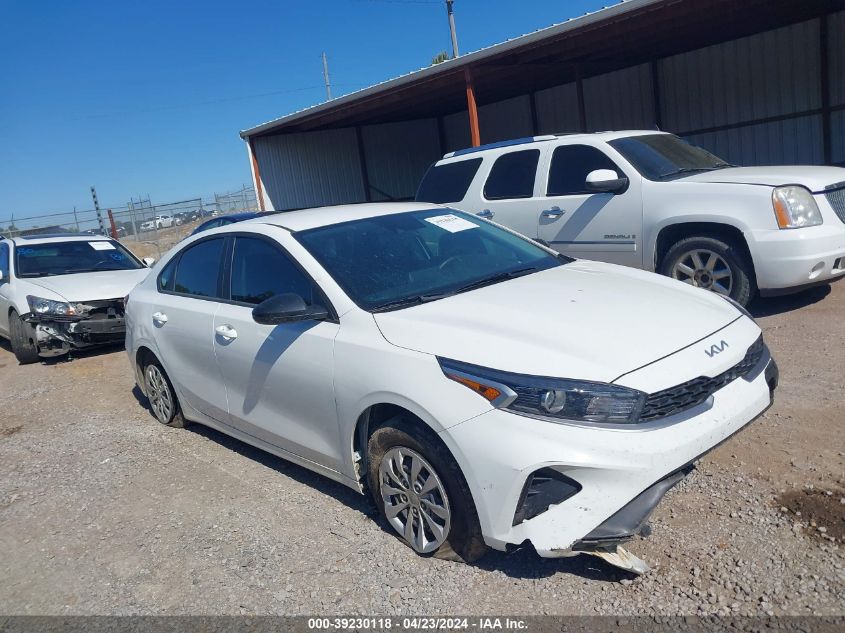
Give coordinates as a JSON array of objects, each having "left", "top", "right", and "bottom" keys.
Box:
[
  {"left": 89, "top": 241, "right": 116, "bottom": 251},
  {"left": 424, "top": 214, "right": 478, "bottom": 233}
]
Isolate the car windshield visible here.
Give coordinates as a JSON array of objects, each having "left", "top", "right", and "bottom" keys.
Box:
[
  {"left": 608, "top": 134, "right": 732, "bottom": 180},
  {"left": 15, "top": 240, "right": 144, "bottom": 278},
  {"left": 296, "top": 209, "right": 566, "bottom": 312}
]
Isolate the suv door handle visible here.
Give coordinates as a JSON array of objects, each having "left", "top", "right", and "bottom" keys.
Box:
[
  {"left": 476, "top": 209, "right": 494, "bottom": 219},
  {"left": 152, "top": 312, "right": 168, "bottom": 325},
  {"left": 541, "top": 206, "right": 564, "bottom": 219},
  {"left": 215, "top": 324, "right": 238, "bottom": 340}
]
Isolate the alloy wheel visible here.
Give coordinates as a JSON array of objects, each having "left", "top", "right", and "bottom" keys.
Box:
[
  {"left": 145, "top": 365, "right": 174, "bottom": 423},
  {"left": 379, "top": 447, "right": 451, "bottom": 554},
  {"left": 671, "top": 248, "right": 733, "bottom": 295}
]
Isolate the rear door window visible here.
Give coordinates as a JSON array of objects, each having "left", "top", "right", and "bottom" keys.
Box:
[
  {"left": 416, "top": 158, "right": 482, "bottom": 203},
  {"left": 547, "top": 145, "right": 621, "bottom": 196},
  {"left": 172, "top": 238, "right": 225, "bottom": 298},
  {"left": 483, "top": 149, "right": 540, "bottom": 200}
]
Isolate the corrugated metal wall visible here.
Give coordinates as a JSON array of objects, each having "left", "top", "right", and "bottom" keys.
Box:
[
  {"left": 829, "top": 10, "right": 845, "bottom": 165},
  {"left": 252, "top": 129, "right": 365, "bottom": 210},
  {"left": 584, "top": 64, "right": 655, "bottom": 131},
  {"left": 253, "top": 11, "right": 844, "bottom": 211},
  {"left": 658, "top": 18, "right": 824, "bottom": 165},
  {"left": 361, "top": 119, "right": 441, "bottom": 201},
  {"left": 534, "top": 82, "right": 579, "bottom": 134}
]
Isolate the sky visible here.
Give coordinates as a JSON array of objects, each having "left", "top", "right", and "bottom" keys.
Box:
[{"left": 0, "top": 0, "right": 612, "bottom": 221}]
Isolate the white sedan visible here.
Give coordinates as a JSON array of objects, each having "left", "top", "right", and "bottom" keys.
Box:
[
  {"left": 125, "top": 203, "right": 778, "bottom": 568},
  {"left": 0, "top": 234, "right": 153, "bottom": 363}
]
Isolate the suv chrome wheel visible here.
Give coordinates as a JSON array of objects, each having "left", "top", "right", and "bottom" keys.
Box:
[
  {"left": 145, "top": 364, "right": 174, "bottom": 424},
  {"left": 379, "top": 447, "right": 451, "bottom": 554},
  {"left": 671, "top": 248, "right": 733, "bottom": 295}
]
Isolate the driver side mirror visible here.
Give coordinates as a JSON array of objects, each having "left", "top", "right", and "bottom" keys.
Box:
[
  {"left": 142, "top": 257, "right": 156, "bottom": 267},
  {"left": 252, "top": 293, "right": 329, "bottom": 325},
  {"left": 585, "top": 169, "right": 628, "bottom": 194}
]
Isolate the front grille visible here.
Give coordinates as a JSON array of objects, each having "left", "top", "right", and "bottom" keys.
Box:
[
  {"left": 641, "top": 336, "right": 765, "bottom": 422},
  {"left": 824, "top": 182, "right": 845, "bottom": 224}
]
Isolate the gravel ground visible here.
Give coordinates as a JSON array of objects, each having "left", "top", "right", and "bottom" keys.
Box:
[{"left": 0, "top": 282, "right": 843, "bottom": 616}]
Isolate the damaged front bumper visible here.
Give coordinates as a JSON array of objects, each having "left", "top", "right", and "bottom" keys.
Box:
[
  {"left": 439, "top": 339, "right": 777, "bottom": 569},
  {"left": 24, "top": 299, "right": 126, "bottom": 357}
]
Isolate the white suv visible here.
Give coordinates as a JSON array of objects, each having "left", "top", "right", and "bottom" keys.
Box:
[
  {"left": 416, "top": 131, "right": 845, "bottom": 305},
  {"left": 126, "top": 202, "right": 777, "bottom": 569}
]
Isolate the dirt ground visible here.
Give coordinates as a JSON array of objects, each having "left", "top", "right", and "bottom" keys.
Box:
[{"left": 0, "top": 280, "right": 843, "bottom": 616}]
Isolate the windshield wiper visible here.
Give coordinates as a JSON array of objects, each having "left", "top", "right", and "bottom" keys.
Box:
[
  {"left": 371, "top": 292, "right": 451, "bottom": 313},
  {"left": 454, "top": 266, "right": 538, "bottom": 294},
  {"left": 657, "top": 165, "right": 733, "bottom": 179}
]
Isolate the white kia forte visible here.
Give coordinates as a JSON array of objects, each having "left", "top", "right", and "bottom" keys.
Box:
[{"left": 125, "top": 202, "right": 778, "bottom": 567}]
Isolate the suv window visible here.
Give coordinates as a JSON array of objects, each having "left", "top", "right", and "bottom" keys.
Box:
[
  {"left": 416, "top": 158, "right": 482, "bottom": 204},
  {"left": 172, "top": 238, "right": 224, "bottom": 298},
  {"left": 0, "top": 243, "right": 8, "bottom": 280},
  {"left": 230, "top": 237, "right": 316, "bottom": 305},
  {"left": 547, "top": 145, "right": 621, "bottom": 196},
  {"left": 484, "top": 150, "right": 540, "bottom": 200}
]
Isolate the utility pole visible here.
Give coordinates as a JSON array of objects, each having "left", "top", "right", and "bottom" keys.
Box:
[
  {"left": 322, "top": 52, "right": 332, "bottom": 101},
  {"left": 446, "top": 0, "right": 459, "bottom": 58},
  {"left": 90, "top": 186, "right": 106, "bottom": 234}
]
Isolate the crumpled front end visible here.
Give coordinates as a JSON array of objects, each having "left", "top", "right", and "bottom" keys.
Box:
[
  {"left": 437, "top": 317, "right": 777, "bottom": 560},
  {"left": 24, "top": 298, "right": 127, "bottom": 357}
]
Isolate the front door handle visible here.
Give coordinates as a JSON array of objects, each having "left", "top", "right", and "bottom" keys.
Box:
[
  {"left": 152, "top": 311, "right": 168, "bottom": 325},
  {"left": 476, "top": 209, "right": 494, "bottom": 219},
  {"left": 541, "top": 206, "right": 564, "bottom": 219},
  {"left": 215, "top": 324, "right": 238, "bottom": 340}
]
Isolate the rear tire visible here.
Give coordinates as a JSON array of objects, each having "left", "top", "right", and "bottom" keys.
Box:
[
  {"left": 659, "top": 235, "right": 755, "bottom": 306},
  {"left": 367, "top": 416, "right": 488, "bottom": 563},
  {"left": 9, "top": 310, "right": 39, "bottom": 365},
  {"left": 142, "top": 358, "right": 186, "bottom": 428}
]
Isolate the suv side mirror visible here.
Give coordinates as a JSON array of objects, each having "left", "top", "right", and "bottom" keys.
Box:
[
  {"left": 585, "top": 169, "right": 628, "bottom": 194},
  {"left": 142, "top": 257, "right": 156, "bottom": 267},
  {"left": 252, "top": 293, "right": 329, "bottom": 325},
  {"left": 0, "top": 270, "right": 4, "bottom": 282}
]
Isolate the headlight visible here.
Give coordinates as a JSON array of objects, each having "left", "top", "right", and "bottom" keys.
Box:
[
  {"left": 439, "top": 358, "right": 646, "bottom": 425},
  {"left": 772, "top": 186, "right": 822, "bottom": 229},
  {"left": 26, "top": 295, "right": 75, "bottom": 316}
]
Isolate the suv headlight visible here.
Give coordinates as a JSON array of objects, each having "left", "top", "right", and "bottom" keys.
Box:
[
  {"left": 26, "top": 295, "right": 75, "bottom": 316},
  {"left": 438, "top": 358, "right": 646, "bottom": 425},
  {"left": 772, "top": 186, "right": 822, "bottom": 229}
]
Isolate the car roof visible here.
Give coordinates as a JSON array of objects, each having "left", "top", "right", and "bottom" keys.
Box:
[
  {"left": 243, "top": 202, "right": 444, "bottom": 232},
  {"left": 439, "top": 129, "right": 667, "bottom": 162},
  {"left": 7, "top": 233, "right": 114, "bottom": 246}
]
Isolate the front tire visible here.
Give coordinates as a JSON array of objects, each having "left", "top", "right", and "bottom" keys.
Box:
[
  {"left": 143, "top": 359, "right": 186, "bottom": 428},
  {"left": 367, "top": 416, "right": 487, "bottom": 563},
  {"left": 659, "top": 235, "right": 755, "bottom": 306},
  {"left": 9, "top": 310, "right": 40, "bottom": 365}
]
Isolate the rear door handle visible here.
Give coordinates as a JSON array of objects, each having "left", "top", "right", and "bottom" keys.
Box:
[
  {"left": 476, "top": 209, "right": 494, "bottom": 219},
  {"left": 215, "top": 324, "right": 238, "bottom": 340},
  {"left": 152, "top": 311, "right": 168, "bottom": 325},
  {"left": 541, "top": 206, "right": 564, "bottom": 219}
]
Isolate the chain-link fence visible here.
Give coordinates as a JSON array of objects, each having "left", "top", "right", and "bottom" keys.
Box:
[{"left": 0, "top": 185, "right": 259, "bottom": 260}]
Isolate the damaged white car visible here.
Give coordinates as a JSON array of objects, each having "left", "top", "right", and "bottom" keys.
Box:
[
  {"left": 0, "top": 234, "right": 152, "bottom": 364},
  {"left": 126, "top": 203, "right": 778, "bottom": 571}
]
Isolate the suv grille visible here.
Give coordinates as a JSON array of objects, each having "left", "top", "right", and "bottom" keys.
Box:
[
  {"left": 824, "top": 182, "right": 845, "bottom": 224},
  {"left": 641, "top": 336, "right": 765, "bottom": 422}
]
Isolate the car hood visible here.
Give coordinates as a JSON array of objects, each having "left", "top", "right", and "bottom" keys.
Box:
[
  {"left": 678, "top": 166, "right": 845, "bottom": 192},
  {"left": 373, "top": 261, "right": 740, "bottom": 384},
  {"left": 23, "top": 269, "right": 150, "bottom": 303}
]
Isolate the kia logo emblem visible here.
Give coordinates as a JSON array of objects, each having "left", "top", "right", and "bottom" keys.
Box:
[{"left": 705, "top": 340, "right": 729, "bottom": 357}]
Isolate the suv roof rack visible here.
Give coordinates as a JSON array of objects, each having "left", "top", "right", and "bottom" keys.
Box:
[{"left": 444, "top": 135, "right": 557, "bottom": 159}]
